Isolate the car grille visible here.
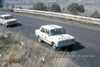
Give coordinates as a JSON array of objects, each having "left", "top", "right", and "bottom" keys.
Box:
[
  {"left": 7, "top": 21, "right": 16, "bottom": 24},
  {"left": 59, "top": 39, "right": 74, "bottom": 44}
]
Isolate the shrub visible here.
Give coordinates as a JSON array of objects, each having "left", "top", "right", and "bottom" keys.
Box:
[
  {"left": 33, "top": 2, "right": 47, "bottom": 11},
  {"left": 50, "top": 4, "right": 61, "bottom": 12},
  {"left": 67, "top": 3, "right": 85, "bottom": 15},
  {"left": 91, "top": 11, "right": 100, "bottom": 18}
]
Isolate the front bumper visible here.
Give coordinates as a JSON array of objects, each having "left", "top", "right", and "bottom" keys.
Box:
[
  {"left": 57, "top": 41, "right": 75, "bottom": 47},
  {"left": 6, "top": 23, "right": 17, "bottom": 26}
]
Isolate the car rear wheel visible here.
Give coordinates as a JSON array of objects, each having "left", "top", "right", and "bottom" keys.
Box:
[
  {"left": 39, "top": 38, "right": 43, "bottom": 43},
  {"left": 52, "top": 43, "right": 58, "bottom": 51},
  {"left": 4, "top": 24, "right": 8, "bottom": 27},
  {"left": 38, "top": 36, "right": 43, "bottom": 43},
  {"left": 0, "top": 23, "right": 3, "bottom": 25}
]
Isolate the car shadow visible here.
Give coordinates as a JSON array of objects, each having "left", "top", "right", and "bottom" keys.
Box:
[
  {"left": 73, "top": 41, "right": 85, "bottom": 51},
  {"left": 58, "top": 41, "right": 85, "bottom": 52},
  {"left": 7, "top": 23, "right": 22, "bottom": 28},
  {"left": 37, "top": 40, "right": 85, "bottom": 52}
]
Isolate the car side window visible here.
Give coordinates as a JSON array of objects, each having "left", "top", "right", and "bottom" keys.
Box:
[
  {"left": 45, "top": 30, "right": 49, "bottom": 35},
  {"left": 40, "top": 27, "right": 45, "bottom": 33}
]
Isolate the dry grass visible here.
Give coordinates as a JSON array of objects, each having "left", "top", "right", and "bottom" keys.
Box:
[
  {"left": 2, "top": 45, "right": 25, "bottom": 63},
  {"left": 0, "top": 30, "right": 79, "bottom": 67},
  {"left": 53, "top": 58, "right": 79, "bottom": 67}
]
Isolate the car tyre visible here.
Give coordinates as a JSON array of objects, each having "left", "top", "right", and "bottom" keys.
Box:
[
  {"left": 52, "top": 43, "right": 58, "bottom": 51},
  {"left": 0, "top": 23, "right": 3, "bottom": 25},
  {"left": 15, "top": 24, "right": 18, "bottom": 26},
  {"left": 39, "top": 38, "right": 43, "bottom": 43},
  {"left": 38, "top": 36, "right": 43, "bottom": 43},
  {"left": 4, "top": 24, "right": 8, "bottom": 27},
  {"left": 67, "top": 45, "right": 73, "bottom": 51}
]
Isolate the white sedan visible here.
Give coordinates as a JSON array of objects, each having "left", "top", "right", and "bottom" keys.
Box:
[
  {"left": 35, "top": 24, "right": 75, "bottom": 50},
  {"left": 0, "top": 14, "right": 17, "bottom": 27}
]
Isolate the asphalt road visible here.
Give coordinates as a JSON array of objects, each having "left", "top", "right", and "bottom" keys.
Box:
[{"left": 0, "top": 12, "right": 100, "bottom": 67}]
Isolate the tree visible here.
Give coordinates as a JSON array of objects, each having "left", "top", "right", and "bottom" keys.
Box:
[
  {"left": 51, "top": 4, "right": 61, "bottom": 12},
  {"left": 33, "top": 2, "right": 47, "bottom": 11},
  {"left": 91, "top": 11, "right": 100, "bottom": 18},
  {"left": 0, "top": 0, "right": 3, "bottom": 8},
  {"left": 67, "top": 3, "right": 85, "bottom": 14}
]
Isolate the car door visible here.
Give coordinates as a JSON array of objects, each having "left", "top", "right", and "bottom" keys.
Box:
[
  {"left": 44, "top": 29, "right": 51, "bottom": 44},
  {"left": 40, "top": 27, "right": 46, "bottom": 41}
]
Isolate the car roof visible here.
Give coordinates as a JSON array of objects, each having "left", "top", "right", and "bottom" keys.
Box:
[
  {"left": 0, "top": 14, "right": 12, "bottom": 17},
  {"left": 41, "top": 24, "right": 63, "bottom": 30}
]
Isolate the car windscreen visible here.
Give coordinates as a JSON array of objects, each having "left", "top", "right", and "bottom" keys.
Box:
[
  {"left": 51, "top": 28, "right": 66, "bottom": 35},
  {"left": 4, "top": 16, "right": 14, "bottom": 20}
]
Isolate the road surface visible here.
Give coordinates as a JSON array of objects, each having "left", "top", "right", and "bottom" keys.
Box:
[{"left": 0, "top": 11, "right": 100, "bottom": 67}]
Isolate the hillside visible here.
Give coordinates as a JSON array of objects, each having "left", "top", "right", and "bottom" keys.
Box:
[
  {"left": 79, "top": 0, "right": 100, "bottom": 4},
  {"left": 3, "top": 0, "right": 100, "bottom": 5},
  {"left": 3, "top": 0, "right": 100, "bottom": 11}
]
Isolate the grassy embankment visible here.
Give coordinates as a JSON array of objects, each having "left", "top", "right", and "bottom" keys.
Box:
[{"left": 0, "top": 29, "right": 79, "bottom": 67}]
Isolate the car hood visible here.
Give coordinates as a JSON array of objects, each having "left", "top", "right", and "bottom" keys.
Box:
[{"left": 51, "top": 34, "right": 75, "bottom": 41}]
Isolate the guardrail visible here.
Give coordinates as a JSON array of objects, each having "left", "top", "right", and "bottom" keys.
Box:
[
  {"left": 14, "top": 8, "right": 100, "bottom": 25},
  {"left": 1, "top": 8, "right": 13, "bottom": 12}
]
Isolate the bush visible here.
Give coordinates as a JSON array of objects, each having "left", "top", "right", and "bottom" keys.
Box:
[
  {"left": 67, "top": 3, "right": 85, "bottom": 15},
  {"left": 51, "top": 4, "right": 61, "bottom": 12},
  {"left": 2, "top": 8, "right": 13, "bottom": 12},
  {"left": 33, "top": 2, "right": 47, "bottom": 11},
  {"left": 91, "top": 11, "right": 100, "bottom": 18}
]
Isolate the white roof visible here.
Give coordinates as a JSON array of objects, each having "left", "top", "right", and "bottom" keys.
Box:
[
  {"left": 42, "top": 24, "right": 63, "bottom": 30},
  {"left": 0, "top": 14, "right": 12, "bottom": 17}
]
